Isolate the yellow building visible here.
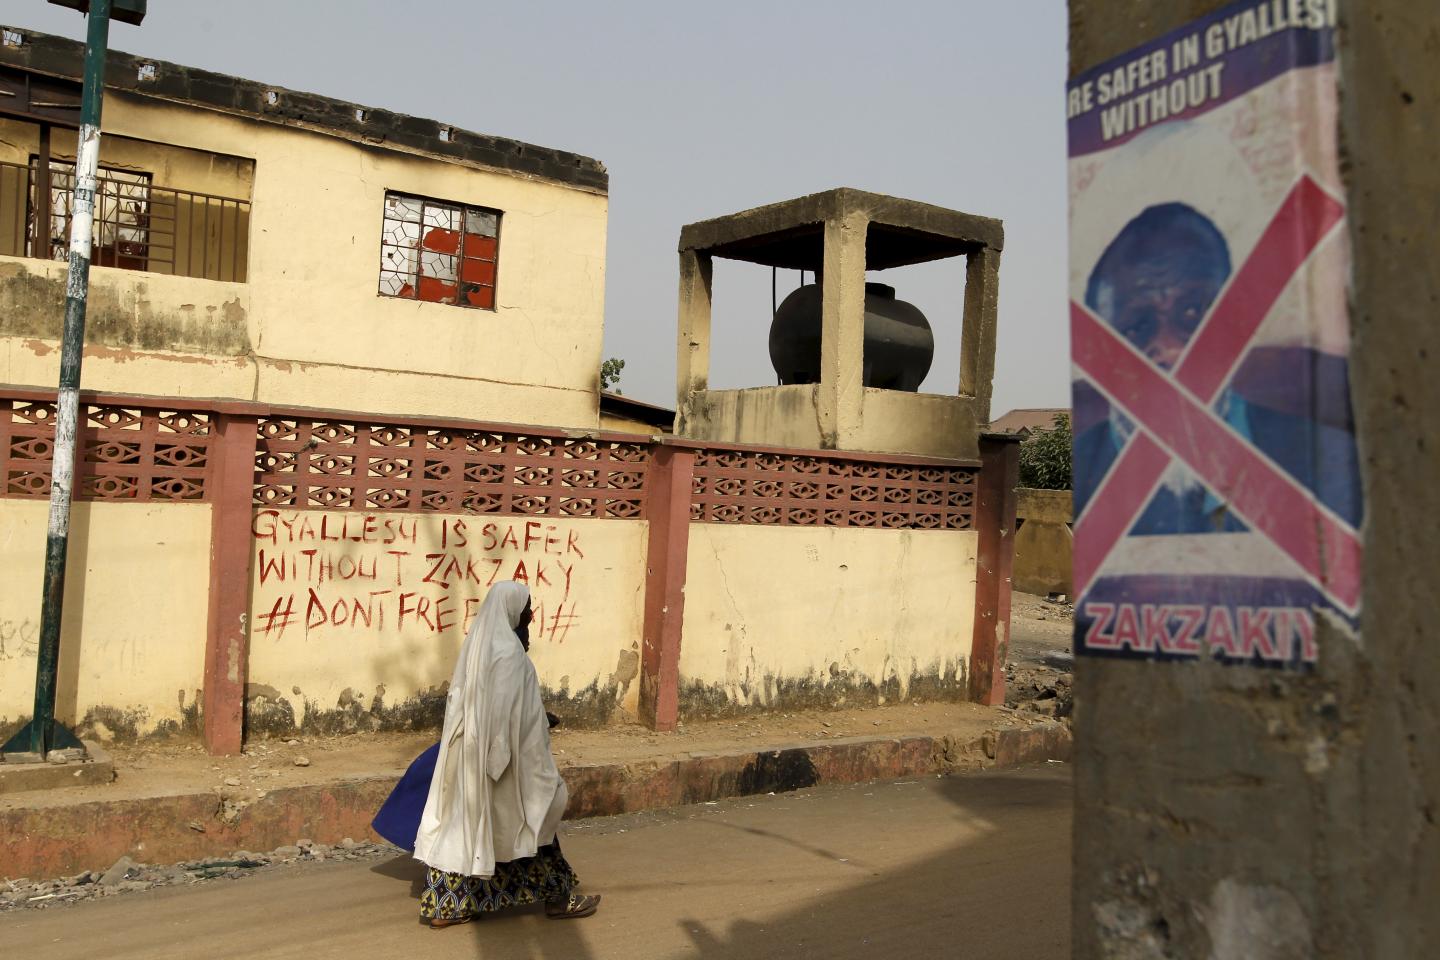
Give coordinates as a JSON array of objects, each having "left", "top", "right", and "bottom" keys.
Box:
[
  {"left": 0, "top": 27, "right": 1016, "bottom": 754},
  {"left": 0, "top": 26, "right": 617, "bottom": 751},
  {"left": 0, "top": 27, "right": 609, "bottom": 428}
]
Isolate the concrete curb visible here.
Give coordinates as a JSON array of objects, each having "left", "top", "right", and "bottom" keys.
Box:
[
  {"left": 0, "top": 741, "right": 114, "bottom": 796},
  {"left": 0, "top": 722, "right": 1071, "bottom": 879}
]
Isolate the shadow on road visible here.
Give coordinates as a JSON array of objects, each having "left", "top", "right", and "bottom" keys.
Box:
[
  {"left": 668, "top": 770, "right": 1071, "bottom": 960},
  {"left": 932, "top": 766, "right": 1070, "bottom": 810},
  {"left": 368, "top": 853, "right": 427, "bottom": 899},
  {"left": 359, "top": 769, "right": 1070, "bottom": 960}
]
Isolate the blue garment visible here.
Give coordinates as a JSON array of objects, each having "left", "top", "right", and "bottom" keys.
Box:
[{"left": 371, "top": 741, "right": 440, "bottom": 851}]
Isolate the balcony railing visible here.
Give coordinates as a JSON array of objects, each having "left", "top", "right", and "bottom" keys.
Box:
[{"left": 0, "top": 159, "right": 250, "bottom": 283}]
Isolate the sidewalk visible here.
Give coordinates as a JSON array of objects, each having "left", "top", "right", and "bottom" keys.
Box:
[{"left": 0, "top": 700, "right": 1070, "bottom": 880}]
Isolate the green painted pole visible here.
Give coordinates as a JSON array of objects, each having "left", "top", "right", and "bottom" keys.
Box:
[{"left": 5, "top": 0, "right": 112, "bottom": 759}]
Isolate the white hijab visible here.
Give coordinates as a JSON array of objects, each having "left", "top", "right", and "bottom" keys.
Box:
[{"left": 413, "top": 581, "right": 568, "bottom": 877}]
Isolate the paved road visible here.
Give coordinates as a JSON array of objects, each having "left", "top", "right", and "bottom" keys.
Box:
[{"left": 5, "top": 766, "right": 1072, "bottom": 960}]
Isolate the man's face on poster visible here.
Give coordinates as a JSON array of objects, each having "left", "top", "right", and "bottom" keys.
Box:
[{"left": 1086, "top": 204, "right": 1231, "bottom": 372}]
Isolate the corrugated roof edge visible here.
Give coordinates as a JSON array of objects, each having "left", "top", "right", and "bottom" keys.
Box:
[{"left": 600, "top": 391, "right": 675, "bottom": 430}]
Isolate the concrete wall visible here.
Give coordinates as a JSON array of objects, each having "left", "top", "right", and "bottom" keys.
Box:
[
  {"left": 680, "top": 386, "right": 980, "bottom": 460},
  {"left": 678, "top": 524, "right": 979, "bottom": 714},
  {"left": 0, "top": 258, "right": 253, "bottom": 396},
  {"left": 0, "top": 90, "right": 608, "bottom": 429},
  {"left": 1070, "top": 1, "right": 1440, "bottom": 957},
  {"left": 1332, "top": 0, "right": 1440, "bottom": 950},
  {"left": 2, "top": 494, "right": 984, "bottom": 741},
  {"left": 679, "top": 386, "right": 825, "bottom": 451},
  {"left": 854, "top": 389, "right": 981, "bottom": 461},
  {"left": 0, "top": 500, "right": 211, "bottom": 742},
  {"left": 3, "top": 500, "right": 982, "bottom": 740},
  {"left": 245, "top": 511, "right": 648, "bottom": 734},
  {"left": 1012, "top": 488, "right": 1073, "bottom": 597}
]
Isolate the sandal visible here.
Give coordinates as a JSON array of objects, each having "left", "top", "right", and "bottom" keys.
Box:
[
  {"left": 429, "top": 916, "right": 476, "bottom": 929},
  {"left": 545, "top": 893, "right": 601, "bottom": 919}
]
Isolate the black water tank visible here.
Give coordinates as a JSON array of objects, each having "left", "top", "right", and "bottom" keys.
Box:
[{"left": 768, "top": 282, "right": 934, "bottom": 391}]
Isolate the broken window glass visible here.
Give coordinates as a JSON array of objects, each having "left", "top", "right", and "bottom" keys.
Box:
[{"left": 378, "top": 190, "right": 499, "bottom": 309}]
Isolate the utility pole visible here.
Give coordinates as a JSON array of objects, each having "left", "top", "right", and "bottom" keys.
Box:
[{"left": 1, "top": 0, "right": 145, "bottom": 760}]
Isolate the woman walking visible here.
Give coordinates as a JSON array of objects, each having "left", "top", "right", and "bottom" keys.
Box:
[{"left": 380, "top": 580, "right": 599, "bottom": 927}]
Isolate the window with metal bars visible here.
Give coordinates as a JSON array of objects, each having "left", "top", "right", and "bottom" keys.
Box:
[
  {"left": 33, "top": 159, "right": 152, "bottom": 268},
  {"left": 0, "top": 155, "right": 251, "bottom": 282},
  {"left": 378, "top": 192, "right": 499, "bottom": 310}
]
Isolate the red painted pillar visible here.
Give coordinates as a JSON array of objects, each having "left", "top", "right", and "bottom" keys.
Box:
[
  {"left": 203, "top": 412, "right": 258, "bottom": 755},
  {"left": 639, "top": 444, "right": 695, "bottom": 732},
  {"left": 969, "top": 433, "right": 1021, "bottom": 706}
]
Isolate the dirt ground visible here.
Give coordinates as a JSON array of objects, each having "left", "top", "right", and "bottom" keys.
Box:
[
  {"left": 4, "top": 593, "right": 1073, "bottom": 813},
  {"left": 1005, "top": 591, "right": 1076, "bottom": 716},
  {"left": 1008, "top": 590, "right": 1075, "bottom": 666}
]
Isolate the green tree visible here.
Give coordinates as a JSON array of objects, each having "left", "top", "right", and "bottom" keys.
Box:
[
  {"left": 1017, "top": 413, "right": 1072, "bottom": 490},
  {"left": 600, "top": 357, "right": 625, "bottom": 393}
]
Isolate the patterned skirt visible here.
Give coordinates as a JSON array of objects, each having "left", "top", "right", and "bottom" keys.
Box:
[{"left": 419, "top": 841, "right": 579, "bottom": 921}]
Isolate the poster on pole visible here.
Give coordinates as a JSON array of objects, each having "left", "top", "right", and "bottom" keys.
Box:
[{"left": 1067, "top": 0, "right": 1360, "bottom": 668}]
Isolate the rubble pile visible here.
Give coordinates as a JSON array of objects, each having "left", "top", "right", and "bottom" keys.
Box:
[
  {"left": 0, "top": 838, "right": 396, "bottom": 912},
  {"left": 1005, "top": 595, "right": 1075, "bottom": 722},
  {"left": 1005, "top": 664, "right": 1074, "bottom": 720}
]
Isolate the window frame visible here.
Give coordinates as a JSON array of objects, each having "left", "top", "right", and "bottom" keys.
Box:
[
  {"left": 27, "top": 156, "right": 154, "bottom": 268},
  {"left": 377, "top": 190, "right": 501, "bottom": 311}
]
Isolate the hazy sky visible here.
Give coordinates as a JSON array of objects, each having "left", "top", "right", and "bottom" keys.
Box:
[{"left": 10, "top": 1, "right": 1070, "bottom": 418}]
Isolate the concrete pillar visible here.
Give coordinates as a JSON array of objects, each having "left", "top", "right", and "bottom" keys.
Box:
[
  {"left": 959, "top": 245, "right": 1001, "bottom": 426},
  {"left": 817, "top": 212, "right": 868, "bottom": 449},
  {"left": 1335, "top": 2, "right": 1440, "bottom": 949},
  {"left": 202, "top": 412, "right": 258, "bottom": 755},
  {"left": 1068, "top": 2, "right": 1439, "bottom": 957},
  {"left": 969, "top": 434, "right": 1020, "bottom": 706},
  {"left": 675, "top": 250, "right": 713, "bottom": 412},
  {"left": 638, "top": 444, "right": 695, "bottom": 732}
]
